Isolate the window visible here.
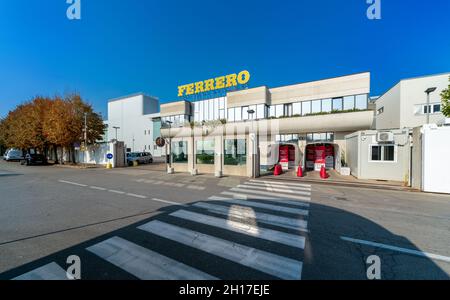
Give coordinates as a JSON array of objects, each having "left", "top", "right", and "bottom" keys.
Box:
[
  {"left": 433, "top": 104, "right": 441, "bottom": 113},
  {"left": 332, "top": 98, "right": 343, "bottom": 111},
  {"left": 293, "top": 102, "right": 301, "bottom": 115},
  {"left": 269, "top": 105, "right": 276, "bottom": 117},
  {"left": 248, "top": 105, "right": 257, "bottom": 120},
  {"left": 196, "top": 140, "right": 215, "bottom": 164},
  {"left": 306, "top": 132, "right": 335, "bottom": 142},
  {"left": 284, "top": 103, "right": 293, "bottom": 117},
  {"left": 343, "top": 96, "right": 355, "bottom": 110},
  {"left": 171, "top": 141, "right": 188, "bottom": 163},
  {"left": 355, "top": 94, "right": 368, "bottom": 110},
  {"left": 370, "top": 145, "right": 396, "bottom": 162},
  {"left": 302, "top": 101, "right": 311, "bottom": 115},
  {"left": 421, "top": 103, "right": 442, "bottom": 114},
  {"left": 275, "top": 105, "right": 284, "bottom": 118},
  {"left": 256, "top": 104, "right": 266, "bottom": 119},
  {"left": 227, "top": 108, "right": 235, "bottom": 122},
  {"left": 224, "top": 139, "right": 247, "bottom": 166},
  {"left": 276, "top": 134, "right": 299, "bottom": 142},
  {"left": 322, "top": 99, "right": 332, "bottom": 113},
  {"left": 235, "top": 107, "right": 242, "bottom": 121},
  {"left": 311, "top": 100, "right": 321, "bottom": 113}
]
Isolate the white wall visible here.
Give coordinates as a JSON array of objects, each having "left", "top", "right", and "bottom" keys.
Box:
[
  {"left": 107, "top": 94, "right": 162, "bottom": 156},
  {"left": 375, "top": 83, "right": 401, "bottom": 130},
  {"left": 422, "top": 125, "right": 450, "bottom": 194}
]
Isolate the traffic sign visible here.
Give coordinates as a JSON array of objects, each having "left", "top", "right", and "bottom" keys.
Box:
[{"left": 107, "top": 153, "right": 114, "bottom": 160}]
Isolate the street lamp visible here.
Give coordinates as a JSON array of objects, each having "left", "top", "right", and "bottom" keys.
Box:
[
  {"left": 425, "top": 87, "right": 437, "bottom": 124},
  {"left": 247, "top": 109, "right": 257, "bottom": 178},
  {"left": 112, "top": 126, "right": 120, "bottom": 141}
]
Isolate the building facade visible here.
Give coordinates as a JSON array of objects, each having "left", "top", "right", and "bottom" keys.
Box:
[
  {"left": 106, "top": 93, "right": 163, "bottom": 157},
  {"left": 160, "top": 72, "right": 374, "bottom": 177}
]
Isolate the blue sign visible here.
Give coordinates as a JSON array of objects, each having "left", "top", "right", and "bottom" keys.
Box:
[{"left": 107, "top": 153, "right": 113, "bottom": 160}]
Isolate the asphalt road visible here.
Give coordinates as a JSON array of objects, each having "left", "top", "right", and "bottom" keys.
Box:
[{"left": 0, "top": 160, "right": 449, "bottom": 280}]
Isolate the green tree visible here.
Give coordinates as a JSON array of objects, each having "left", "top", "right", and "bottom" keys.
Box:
[{"left": 441, "top": 76, "right": 450, "bottom": 117}]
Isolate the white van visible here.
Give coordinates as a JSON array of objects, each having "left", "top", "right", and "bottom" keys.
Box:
[{"left": 5, "top": 149, "right": 24, "bottom": 161}]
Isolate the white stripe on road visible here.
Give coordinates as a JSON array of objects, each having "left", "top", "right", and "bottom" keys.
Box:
[
  {"left": 237, "top": 184, "right": 311, "bottom": 196},
  {"left": 193, "top": 202, "right": 308, "bottom": 231},
  {"left": 249, "top": 179, "right": 311, "bottom": 188},
  {"left": 341, "top": 236, "right": 450, "bottom": 263},
  {"left": 213, "top": 196, "right": 309, "bottom": 215},
  {"left": 13, "top": 262, "right": 68, "bottom": 280},
  {"left": 138, "top": 221, "right": 302, "bottom": 280},
  {"left": 90, "top": 186, "right": 107, "bottom": 191},
  {"left": 152, "top": 198, "right": 187, "bottom": 206},
  {"left": 243, "top": 181, "right": 312, "bottom": 192},
  {"left": 126, "top": 193, "right": 147, "bottom": 199},
  {"left": 108, "top": 189, "right": 126, "bottom": 195},
  {"left": 58, "top": 180, "right": 88, "bottom": 187},
  {"left": 86, "top": 236, "right": 217, "bottom": 280},
  {"left": 219, "top": 192, "right": 310, "bottom": 208},
  {"left": 171, "top": 210, "right": 305, "bottom": 249},
  {"left": 230, "top": 188, "right": 311, "bottom": 202}
]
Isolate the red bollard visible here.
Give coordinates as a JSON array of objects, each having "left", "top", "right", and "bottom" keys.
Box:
[
  {"left": 320, "top": 165, "right": 329, "bottom": 179},
  {"left": 297, "top": 166, "right": 303, "bottom": 177},
  {"left": 274, "top": 164, "right": 283, "bottom": 176}
]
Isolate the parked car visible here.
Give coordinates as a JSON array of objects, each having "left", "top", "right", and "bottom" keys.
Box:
[
  {"left": 21, "top": 153, "right": 48, "bottom": 166},
  {"left": 126, "top": 152, "right": 153, "bottom": 166},
  {"left": 3, "top": 149, "right": 11, "bottom": 160},
  {"left": 4, "top": 149, "right": 24, "bottom": 161}
]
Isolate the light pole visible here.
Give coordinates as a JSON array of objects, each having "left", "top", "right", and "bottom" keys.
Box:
[
  {"left": 247, "top": 109, "right": 256, "bottom": 178},
  {"left": 112, "top": 126, "right": 120, "bottom": 141},
  {"left": 425, "top": 87, "right": 437, "bottom": 124},
  {"left": 166, "top": 121, "right": 173, "bottom": 173}
]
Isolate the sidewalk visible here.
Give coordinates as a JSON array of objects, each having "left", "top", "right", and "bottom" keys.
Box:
[{"left": 264, "top": 169, "right": 418, "bottom": 192}]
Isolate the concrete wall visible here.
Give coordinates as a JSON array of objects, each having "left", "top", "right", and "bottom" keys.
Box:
[
  {"left": 345, "top": 132, "right": 360, "bottom": 177},
  {"left": 411, "top": 127, "right": 423, "bottom": 190},
  {"left": 160, "top": 101, "right": 191, "bottom": 117},
  {"left": 375, "top": 83, "right": 401, "bottom": 130},
  {"left": 227, "top": 86, "right": 269, "bottom": 108},
  {"left": 107, "top": 94, "right": 161, "bottom": 156},
  {"left": 399, "top": 73, "right": 449, "bottom": 128}
]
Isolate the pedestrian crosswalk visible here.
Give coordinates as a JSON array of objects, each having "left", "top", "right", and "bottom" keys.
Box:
[{"left": 12, "top": 179, "right": 311, "bottom": 280}]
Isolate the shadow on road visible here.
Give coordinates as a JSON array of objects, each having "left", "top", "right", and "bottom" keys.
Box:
[{"left": 0, "top": 198, "right": 448, "bottom": 280}]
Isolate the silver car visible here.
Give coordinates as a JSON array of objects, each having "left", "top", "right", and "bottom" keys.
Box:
[{"left": 5, "top": 149, "right": 24, "bottom": 161}]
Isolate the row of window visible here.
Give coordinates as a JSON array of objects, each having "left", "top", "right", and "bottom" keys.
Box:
[
  {"left": 170, "top": 139, "right": 247, "bottom": 166},
  {"left": 161, "top": 115, "right": 191, "bottom": 127},
  {"left": 419, "top": 103, "right": 441, "bottom": 115},
  {"left": 371, "top": 145, "right": 395, "bottom": 162},
  {"left": 193, "top": 97, "right": 226, "bottom": 123},
  {"left": 275, "top": 132, "right": 335, "bottom": 143}
]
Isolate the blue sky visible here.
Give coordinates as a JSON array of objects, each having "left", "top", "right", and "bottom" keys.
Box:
[{"left": 1, "top": 0, "right": 449, "bottom": 119}]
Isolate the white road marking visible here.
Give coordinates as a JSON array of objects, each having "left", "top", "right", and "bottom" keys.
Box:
[
  {"left": 243, "top": 181, "right": 312, "bottom": 192},
  {"left": 126, "top": 193, "right": 147, "bottom": 199},
  {"left": 90, "top": 186, "right": 107, "bottom": 191},
  {"left": 58, "top": 180, "right": 88, "bottom": 187},
  {"left": 13, "top": 262, "right": 68, "bottom": 280},
  {"left": 138, "top": 221, "right": 302, "bottom": 280},
  {"left": 171, "top": 210, "right": 305, "bottom": 249},
  {"left": 213, "top": 196, "right": 309, "bottom": 215},
  {"left": 229, "top": 188, "right": 311, "bottom": 201},
  {"left": 193, "top": 202, "right": 308, "bottom": 231},
  {"left": 249, "top": 179, "right": 311, "bottom": 188},
  {"left": 108, "top": 189, "right": 126, "bottom": 194},
  {"left": 341, "top": 236, "right": 450, "bottom": 263},
  {"left": 219, "top": 192, "right": 310, "bottom": 207},
  {"left": 87, "top": 236, "right": 216, "bottom": 280},
  {"left": 237, "top": 184, "right": 311, "bottom": 196},
  {"left": 152, "top": 198, "right": 187, "bottom": 206}
]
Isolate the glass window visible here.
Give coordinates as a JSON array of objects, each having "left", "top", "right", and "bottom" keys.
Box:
[
  {"left": 384, "top": 145, "right": 395, "bottom": 161},
  {"left": 322, "top": 99, "right": 332, "bottom": 113},
  {"left": 284, "top": 103, "right": 293, "bottom": 117},
  {"left": 194, "top": 102, "right": 199, "bottom": 113},
  {"left": 302, "top": 101, "right": 311, "bottom": 115},
  {"left": 371, "top": 146, "right": 382, "bottom": 161},
  {"left": 196, "top": 140, "right": 215, "bottom": 164},
  {"left": 327, "top": 132, "right": 335, "bottom": 142},
  {"left": 219, "top": 109, "right": 225, "bottom": 119},
  {"left": 224, "top": 139, "right": 247, "bottom": 166},
  {"left": 248, "top": 105, "right": 257, "bottom": 120},
  {"left": 293, "top": 102, "right": 301, "bottom": 115},
  {"left": 171, "top": 141, "right": 188, "bottom": 163},
  {"left": 235, "top": 107, "right": 242, "bottom": 121},
  {"left": 269, "top": 106, "right": 276, "bottom": 117},
  {"left": 256, "top": 104, "right": 265, "bottom": 119},
  {"left": 343, "top": 96, "right": 355, "bottom": 110},
  {"left": 199, "top": 101, "right": 204, "bottom": 121},
  {"left": 433, "top": 104, "right": 441, "bottom": 113},
  {"left": 219, "top": 97, "right": 225, "bottom": 109},
  {"left": 311, "top": 100, "right": 321, "bottom": 113},
  {"left": 332, "top": 98, "right": 343, "bottom": 111},
  {"left": 306, "top": 133, "right": 313, "bottom": 142},
  {"left": 227, "top": 108, "right": 235, "bottom": 122},
  {"left": 355, "top": 94, "right": 368, "bottom": 110},
  {"left": 214, "top": 99, "right": 219, "bottom": 120},
  {"left": 242, "top": 106, "right": 249, "bottom": 120},
  {"left": 275, "top": 105, "right": 284, "bottom": 117}
]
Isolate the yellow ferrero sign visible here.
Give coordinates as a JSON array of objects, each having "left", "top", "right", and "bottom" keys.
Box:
[{"left": 178, "top": 70, "right": 251, "bottom": 97}]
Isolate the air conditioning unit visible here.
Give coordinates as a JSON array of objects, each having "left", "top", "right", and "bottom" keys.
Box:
[{"left": 376, "top": 131, "right": 394, "bottom": 143}]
